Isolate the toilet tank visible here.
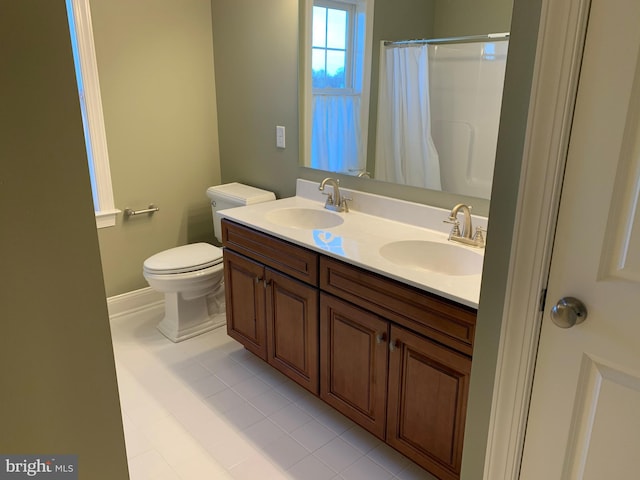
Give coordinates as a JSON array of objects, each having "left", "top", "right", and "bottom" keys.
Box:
[{"left": 206, "top": 183, "right": 276, "bottom": 242}]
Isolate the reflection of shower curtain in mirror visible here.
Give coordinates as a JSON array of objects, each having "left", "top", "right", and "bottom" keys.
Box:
[
  {"left": 375, "top": 44, "right": 441, "bottom": 189},
  {"left": 311, "top": 95, "right": 362, "bottom": 173}
]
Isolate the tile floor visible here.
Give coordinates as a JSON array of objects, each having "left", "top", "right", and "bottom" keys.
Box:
[{"left": 110, "top": 310, "right": 436, "bottom": 480}]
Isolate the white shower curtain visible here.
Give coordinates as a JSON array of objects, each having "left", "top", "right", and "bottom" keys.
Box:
[{"left": 375, "top": 43, "right": 441, "bottom": 189}]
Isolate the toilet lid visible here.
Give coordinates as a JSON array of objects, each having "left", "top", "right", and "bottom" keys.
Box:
[{"left": 143, "top": 243, "right": 223, "bottom": 274}]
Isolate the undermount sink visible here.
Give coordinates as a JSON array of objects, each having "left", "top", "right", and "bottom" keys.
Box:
[
  {"left": 379, "top": 240, "right": 483, "bottom": 276},
  {"left": 266, "top": 207, "right": 344, "bottom": 230}
]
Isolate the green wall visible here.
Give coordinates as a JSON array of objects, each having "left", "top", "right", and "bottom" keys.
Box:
[
  {"left": 211, "top": 0, "right": 301, "bottom": 199},
  {"left": 92, "top": 0, "right": 221, "bottom": 297},
  {"left": 460, "top": 0, "right": 542, "bottom": 476},
  {"left": 433, "top": 0, "right": 513, "bottom": 37},
  {"left": 0, "top": 2, "right": 129, "bottom": 477}
]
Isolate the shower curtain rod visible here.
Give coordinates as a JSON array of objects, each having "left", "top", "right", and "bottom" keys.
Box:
[{"left": 383, "top": 32, "right": 509, "bottom": 47}]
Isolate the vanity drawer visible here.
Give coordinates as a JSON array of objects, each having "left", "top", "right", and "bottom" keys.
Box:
[
  {"left": 319, "top": 257, "right": 476, "bottom": 356},
  {"left": 222, "top": 219, "right": 319, "bottom": 286}
]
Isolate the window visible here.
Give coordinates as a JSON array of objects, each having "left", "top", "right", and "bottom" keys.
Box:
[
  {"left": 312, "top": 2, "right": 354, "bottom": 90},
  {"left": 304, "top": 0, "right": 373, "bottom": 174},
  {"left": 66, "top": 0, "right": 118, "bottom": 228}
]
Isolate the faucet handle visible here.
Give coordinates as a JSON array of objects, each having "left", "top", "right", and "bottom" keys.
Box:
[
  {"left": 341, "top": 196, "right": 352, "bottom": 213},
  {"left": 443, "top": 218, "right": 461, "bottom": 238},
  {"left": 321, "top": 192, "right": 334, "bottom": 205},
  {"left": 473, "top": 226, "right": 487, "bottom": 242}
]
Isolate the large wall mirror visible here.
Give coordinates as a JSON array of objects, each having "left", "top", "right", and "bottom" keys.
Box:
[{"left": 299, "top": 0, "right": 513, "bottom": 201}]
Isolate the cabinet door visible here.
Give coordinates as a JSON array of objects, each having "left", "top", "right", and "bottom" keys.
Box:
[
  {"left": 387, "top": 325, "right": 471, "bottom": 480},
  {"left": 320, "top": 293, "right": 388, "bottom": 439},
  {"left": 223, "top": 250, "right": 267, "bottom": 359},
  {"left": 266, "top": 268, "right": 319, "bottom": 394}
]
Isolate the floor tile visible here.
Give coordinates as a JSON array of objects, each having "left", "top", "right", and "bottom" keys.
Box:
[
  {"left": 340, "top": 456, "right": 394, "bottom": 480},
  {"left": 241, "top": 418, "right": 287, "bottom": 448},
  {"left": 268, "top": 403, "right": 312, "bottom": 433},
  {"left": 260, "top": 434, "right": 309, "bottom": 470},
  {"left": 313, "top": 405, "right": 356, "bottom": 435},
  {"left": 290, "top": 419, "right": 338, "bottom": 452},
  {"left": 180, "top": 413, "right": 237, "bottom": 446},
  {"left": 125, "top": 400, "right": 172, "bottom": 430},
  {"left": 111, "top": 313, "right": 431, "bottom": 480},
  {"left": 228, "top": 454, "right": 288, "bottom": 480},
  {"left": 394, "top": 461, "right": 438, "bottom": 480},
  {"left": 340, "top": 424, "right": 382, "bottom": 454},
  {"left": 188, "top": 373, "right": 228, "bottom": 397},
  {"left": 211, "top": 359, "right": 255, "bottom": 386},
  {"left": 170, "top": 452, "right": 230, "bottom": 480},
  {"left": 367, "top": 443, "right": 411, "bottom": 475},
  {"left": 230, "top": 375, "right": 273, "bottom": 400},
  {"left": 127, "top": 450, "right": 178, "bottom": 480},
  {"left": 287, "top": 455, "right": 338, "bottom": 480},
  {"left": 222, "top": 401, "right": 265, "bottom": 431},
  {"left": 171, "top": 360, "right": 212, "bottom": 384},
  {"left": 314, "top": 437, "right": 363, "bottom": 473},
  {"left": 203, "top": 387, "right": 245, "bottom": 413},
  {"left": 121, "top": 414, "right": 154, "bottom": 459},
  {"left": 205, "top": 433, "right": 256, "bottom": 470},
  {"left": 248, "top": 389, "right": 292, "bottom": 416}
]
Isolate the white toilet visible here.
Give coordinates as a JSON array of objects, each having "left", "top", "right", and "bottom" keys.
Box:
[{"left": 143, "top": 183, "right": 276, "bottom": 342}]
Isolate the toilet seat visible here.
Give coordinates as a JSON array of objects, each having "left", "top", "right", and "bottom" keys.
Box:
[{"left": 143, "top": 243, "right": 223, "bottom": 275}]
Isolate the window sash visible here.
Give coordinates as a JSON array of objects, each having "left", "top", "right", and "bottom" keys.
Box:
[{"left": 312, "top": 0, "right": 356, "bottom": 92}]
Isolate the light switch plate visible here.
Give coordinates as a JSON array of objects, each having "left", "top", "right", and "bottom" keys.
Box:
[{"left": 276, "top": 125, "right": 286, "bottom": 148}]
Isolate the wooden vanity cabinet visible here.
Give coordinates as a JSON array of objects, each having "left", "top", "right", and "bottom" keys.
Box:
[
  {"left": 224, "top": 249, "right": 268, "bottom": 359},
  {"left": 222, "top": 220, "right": 319, "bottom": 394},
  {"left": 387, "top": 325, "right": 471, "bottom": 480},
  {"left": 222, "top": 219, "right": 476, "bottom": 480},
  {"left": 319, "top": 291, "right": 471, "bottom": 478},
  {"left": 319, "top": 256, "right": 476, "bottom": 356},
  {"left": 266, "top": 268, "right": 318, "bottom": 393},
  {"left": 320, "top": 293, "right": 389, "bottom": 439},
  {"left": 320, "top": 256, "right": 474, "bottom": 480}
]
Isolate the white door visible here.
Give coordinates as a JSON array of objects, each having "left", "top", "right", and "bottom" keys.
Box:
[{"left": 519, "top": 0, "right": 640, "bottom": 478}]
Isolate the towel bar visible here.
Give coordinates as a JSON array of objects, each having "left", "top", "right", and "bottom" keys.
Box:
[{"left": 124, "top": 204, "right": 159, "bottom": 217}]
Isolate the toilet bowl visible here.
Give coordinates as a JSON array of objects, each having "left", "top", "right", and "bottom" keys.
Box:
[
  {"left": 143, "top": 183, "right": 276, "bottom": 343},
  {"left": 143, "top": 243, "right": 225, "bottom": 342}
]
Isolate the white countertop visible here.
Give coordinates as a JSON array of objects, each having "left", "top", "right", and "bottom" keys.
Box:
[{"left": 218, "top": 180, "right": 486, "bottom": 308}]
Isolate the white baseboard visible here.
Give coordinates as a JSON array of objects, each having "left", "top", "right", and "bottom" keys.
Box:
[{"left": 107, "top": 287, "right": 164, "bottom": 321}]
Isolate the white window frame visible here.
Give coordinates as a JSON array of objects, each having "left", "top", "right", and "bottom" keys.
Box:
[
  {"left": 301, "top": 0, "right": 374, "bottom": 169},
  {"left": 66, "top": 0, "right": 119, "bottom": 228},
  {"left": 312, "top": 0, "right": 356, "bottom": 93}
]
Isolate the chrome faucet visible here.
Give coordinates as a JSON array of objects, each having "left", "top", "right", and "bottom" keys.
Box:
[
  {"left": 444, "top": 203, "right": 486, "bottom": 248},
  {"left": 319, "top": 177, "right": 350, "bottom": 212}
]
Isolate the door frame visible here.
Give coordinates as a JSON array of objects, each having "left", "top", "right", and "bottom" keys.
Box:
[{"left": 482, "top": 0, "right": 592, "bottom": 478}]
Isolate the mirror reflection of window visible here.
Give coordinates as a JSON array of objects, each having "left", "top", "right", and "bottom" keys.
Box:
[
  {"left": 312, "top": 4, "right": 350, "bottom": 88},
  {"left": 309, "top": 0, "right": 373, "bottom": 176}
]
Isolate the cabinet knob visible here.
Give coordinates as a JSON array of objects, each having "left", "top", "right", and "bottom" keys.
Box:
[
  {"left": 255, "top": 276, "right": 262, "bottom": 284},
  {"left": 389, "top": 340, "right": 400, "bottom": 352},
  {"left": 375, "top": 333, "right": 386, "bottom": 345}
]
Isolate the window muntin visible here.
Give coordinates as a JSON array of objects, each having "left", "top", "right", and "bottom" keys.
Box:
[{"left": 312, "top": 2, "right": 355, "bottom": 90}]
